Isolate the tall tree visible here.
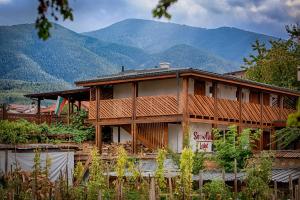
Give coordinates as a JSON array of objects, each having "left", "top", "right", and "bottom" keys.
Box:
[{"left": 243, "top": 27, "right": 300, "bottom": 90}]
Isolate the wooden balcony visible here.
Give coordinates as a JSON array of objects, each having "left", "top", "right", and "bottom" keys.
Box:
[{"left": 89, "top": 94, "right": 296, "bottom": 126}]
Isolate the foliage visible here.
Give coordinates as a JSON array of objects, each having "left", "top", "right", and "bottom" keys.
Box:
[
  {"left": 192, "top": 150, "right": 205, "bottom": 175},
  {"left": 152, "top": 0, "right": 178, "bottom": 19},
  {"left": 175, "top": 147, "right": 194, "bottom": 199},
  {"left": 276, "top": 100, "right": 300, "bottom": 148},
  {"left": 155, "top": 149, "right": 167, "bottom": 191},
  {"left": 0, "top": 119, "right": 45, "bottom": 144},
  {"left": 202, "top": 180, "right": 232, "bottom": 200},
  {"left": 286, "top": 23, "right": 300, "bottom": 42},
  {"left": 213, "top": 125, "right": 261, "bottom": 171},
  {"left": 36, "top": 0, "right": 73, "bottom": 40},
  {"left": 87, "top": 148, "right": 106, "bottom": 200},
  {"left": 241, "top": 151, "right": 273, "bottom": 200},
  {"left": 0, "top": 111, "right": 94, "bottom": 144},
  {"left": 115, "top": 146, "right": 128, "bottom": 183},
  {"left": 243, "top": 34, "right": 300, "bottom": 90}
]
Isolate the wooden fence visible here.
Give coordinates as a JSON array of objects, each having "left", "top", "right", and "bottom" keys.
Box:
[{"left": 0, "top": 104, "right": 67, "bottom": 124}]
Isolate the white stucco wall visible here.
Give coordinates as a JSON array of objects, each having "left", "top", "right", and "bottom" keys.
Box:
[
  {"left": 113, "top": 78, "right": 194, "bottom": 99},
  {"left": 217, "top": 84, "right": 237, "bottom": 100},
  {"left": 168, "top": 123, "right": 183, "bottom": 153},
  {"left": 113, "top": 83, "right": 132, "bottom": 98},
  {"left": 189, "top": 123, "right": 213, "bottom": 152},
  {"left": 112, "top": 127, "right": 132, "bottom": 143}
]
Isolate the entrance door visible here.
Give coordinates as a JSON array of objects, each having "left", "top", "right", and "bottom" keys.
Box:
[{"left": 102, "top": 126, "right": 113, "bottom": 143}]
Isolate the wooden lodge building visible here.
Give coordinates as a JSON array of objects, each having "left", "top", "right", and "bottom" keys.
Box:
[{"left": 22, "top": 65, "right": 299, "bottom": 154}]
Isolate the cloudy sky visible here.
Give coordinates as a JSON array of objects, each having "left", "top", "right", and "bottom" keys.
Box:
[{"left": 0, "top": 0, "right": 299, "bottom": 38}]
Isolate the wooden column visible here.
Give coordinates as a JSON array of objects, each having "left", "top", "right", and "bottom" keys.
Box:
[
  {"left": 182, "top": 77, "right": 189, "bottom": 147},
  {"left": 37, "top": 98, "right": 41, "bottom": 115},
  {"left": 78, "top": 101, "right": 81, "bottom": 111},
  {"left": 37, "top": 98, "right": 41, "bottom": 124},
  {"left": 67, "top": 97, "right": 71, "bottom": 125},
  {"left": 260, "top": 92, "right": 264, "bottom": 150},
  {"left": 237, "top": 87, "right": 243, "bottom": 134},
  {"left": 163, "top": 124, "right": 168, "bottom": 147},
  {"left": 131, "top": 82, "right": 137, "bottom": 154},
  {"left": 95, "top": 87, "right": 102, "bottom": 153},
  {"left": 279, "top": 95, "right": 283, "bottom": 120},
  {"left": 212, "top": 82, "right": 218, "bottom": 134}
]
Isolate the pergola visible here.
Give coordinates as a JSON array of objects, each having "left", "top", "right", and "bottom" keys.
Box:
[{"left": 24, "top": 88, "right": 90, "bottom": 124}]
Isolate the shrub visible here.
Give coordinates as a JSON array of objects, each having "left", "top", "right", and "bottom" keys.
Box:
[
  {"left": 213, "top": 125, "right": 261, "bottom": 171},
  {"left": 203, "top": 180, "right": 232, "bottom": 200}
]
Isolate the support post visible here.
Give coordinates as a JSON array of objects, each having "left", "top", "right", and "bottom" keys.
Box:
[
  {"left": 182, "top": 77, "right": 189, "bottom": 148},
  {"left": 260, "top": 92, "right": 264, "bottom": 150},
  {"left": 274, "top": 181, "right": 277, "bottom": 200},
  {"left": 234, "top": 158, "right": 238, "bottom": 198},
  {"left": 163, "top": 123, "right": 168, "bottom": 147},
  {"left": 95, "top": 87, "right": 102, "bottom": 153},
  {"left": 67, "top": 97, "right": 71, "bottom": 125},
  {"left": 78, "top": 101, "right": 81, "bottom": 111},
  {"left": 131, "top": 82, "right": 137, "bottom": 154},
  {"left": 237, "top": 87, "right": 243, "bottom": 133},
  {"left": 37, "top": 98, "right": 41, "bottom": 124}
]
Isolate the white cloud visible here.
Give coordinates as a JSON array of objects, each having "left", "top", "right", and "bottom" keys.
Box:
[{"left": 0, "top": 0, "right": 10, "bottom": 4}]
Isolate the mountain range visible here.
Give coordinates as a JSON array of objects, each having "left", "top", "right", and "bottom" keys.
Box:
[{"left": 0, "top": 18, "right": 277, "bottom": 103}]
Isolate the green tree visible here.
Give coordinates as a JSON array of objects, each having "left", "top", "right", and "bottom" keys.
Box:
[
  {"left": 213, "top": 125, "right": 261, "bottom": 171},
  {"left": 244, "top": 26, "right": 300, "bottom": 90},
  {"left": 241, "top": 151, "right": 273, "bottom": 200}
]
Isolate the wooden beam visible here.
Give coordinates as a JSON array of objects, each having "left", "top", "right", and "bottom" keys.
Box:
[
  {"left": 182, "top": 77, "right": 189, "bottom": 148},
  {"left": 260, "top": 92, "right": 264, "bottom": 150},
  {"left": 163, "top": 123, "right": 168, "bottom": 147},
  {"left": 78, "top": 101, "right": 81, "bottom": 111},
  {"left": 132, "top": 82, "right": 137, "bottom": 153},
  {"left": 237, "top": 87, "right": 242, "bottom": 133},
  {"left": 95, "top": 87, "right": 102, "bottom": 152},
  {"left": 67, "top": 97, "right": 71, "bottom": 125},
  {"left": 279, "top": 95, "right": 283, "bottom": 120}
]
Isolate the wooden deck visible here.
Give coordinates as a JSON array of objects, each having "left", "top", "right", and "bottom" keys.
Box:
[{"left": 88, "top": 94, "right": 295, "bottom": 127}]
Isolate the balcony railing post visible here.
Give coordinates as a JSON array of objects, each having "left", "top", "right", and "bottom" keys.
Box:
[
  {"left": 182, "top": 77, "right": 189, "bottom": 147},
  {"left": 237, "top": 87, "right": 242, "bottom": 133},
  {"left": 131, "top": 82, "right": 137, "bottom": 154},
  {"left": 95, "top": 86, "right": 102, "bottom": 153}
]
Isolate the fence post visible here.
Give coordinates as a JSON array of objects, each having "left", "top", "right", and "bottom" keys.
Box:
[
  {"left": 274, "top": 181, "right": 277, "bottom": 200},
  {"left": 289, "top": 175, "right": 294, "bottom": 200},
  {"left": 234, "top": 159, "right": 238, "bottom": 198},
  {"left": 149, "top": 177, "right": 156, "bottom": 200},
  {"left": 295, "top": 185, "right": 299, "bottom": 200},
  {"left": 168, "top": 177, "right": 173, "bottom": 200}
]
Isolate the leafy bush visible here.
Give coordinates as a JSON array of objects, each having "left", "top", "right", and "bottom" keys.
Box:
[
  {"left": 213, "top": 125, "right": 261, "bottom": 171},
  {"left": 203, "top": 180, "right": 232, "bottom": 200},
  {"left": 192, "top": 150, "right": 205, "bottom": 175},
  {"left": 0, "top": 110, "right": 94, "bottom": 144},
  {"left": 155, "top": 149, "right": 167, "bottom": 191},
  {"left": 241, "top": 151, "right": 273, "bottom": 200},
  {"left": 0, "top": 119, "right": 45, "bottom": 144},
  {"left": 175, "top": 147, "right": 194, "bottom": 199}
]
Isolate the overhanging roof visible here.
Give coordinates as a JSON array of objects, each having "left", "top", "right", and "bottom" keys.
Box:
[
  {"left": 24, "top": 88, "right": 90, "bottom": 101},
  {"left": 75, "top": 68, "right": 300, "bottom": 96}
]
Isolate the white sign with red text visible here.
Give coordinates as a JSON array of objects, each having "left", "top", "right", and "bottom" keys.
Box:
[{"left": 190, "top": 123, "right": 213, "bottom": 152}]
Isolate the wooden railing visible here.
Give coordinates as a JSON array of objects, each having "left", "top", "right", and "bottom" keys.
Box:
[
  {"left": 1, "top": 113, "right": 66, "bottom": 124},
  {"left": 88, "top": 94, "right": 296, "bottom": 124},
  {"left": 189, "top": 95, "right": 295, "bottom": 125},
  {"left": 99, "top": 98, "right": 132, "bottom": 119},
  {"left": 137, "top": 95, "right": 179, "bottom": 117}
]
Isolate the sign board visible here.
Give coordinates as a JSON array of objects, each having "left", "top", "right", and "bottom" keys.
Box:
[{"left": 192, "top": 130, "right": 213, "bottom": 152}]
